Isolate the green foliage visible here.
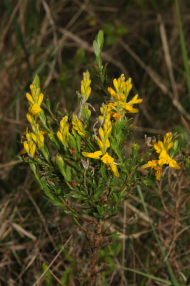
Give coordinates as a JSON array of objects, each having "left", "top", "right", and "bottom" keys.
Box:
[
  {"left": 42, "top": 262, "right": 52, "bottom": 286},
  {"left": 20, "top": 30, "right": 182, "bottom": 224}
]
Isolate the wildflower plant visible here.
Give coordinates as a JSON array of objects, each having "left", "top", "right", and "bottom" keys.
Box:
[{"left": 19, "top": 31, "right": 181, "bottom": 285}]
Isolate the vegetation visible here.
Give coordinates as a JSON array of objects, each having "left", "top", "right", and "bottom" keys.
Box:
[{"left": 1, "top": 1, "right": 190, "bottom": 285}]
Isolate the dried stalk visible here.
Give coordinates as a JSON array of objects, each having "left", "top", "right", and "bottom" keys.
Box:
[{"left": 88, "top": 219, "right": 102, "bottom": 286}]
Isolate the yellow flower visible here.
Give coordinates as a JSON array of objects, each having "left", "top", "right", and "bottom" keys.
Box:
[
  {"left": 155, "top": 168, "right": 162, "bottom": 180},
  {"left": 107, "top": 87, "right": 125, "bottom": 102},
  {"left": 158, "top": 150, "right": 180, "bottom": 169},
  {"left": 81, "top": 70, "right": 91, "bottom": 100},
  {"left": 29, "top": 103, "right": 41, "bottom": 115},
  {"left": 101, "top": 153, "right": 120, "bottom": 177},
  {"left": 23, "top": 129, "right": 36, "bottom": 157},
  {"left": 101, "top": 153, "right": 114, "bottom": 166},
  {"left": 37, "top": 93, "right": 44, "bottom": 106},
  {"left": 153, "top": 140, "right": 165, "bottom": 154},
  {"left": 57, "top": 116, "right": 70, "bottom": 148},
  {"left": 112, "top": 112, "right": 122, "bottom": 121},
  {"left": 72, "top": 114, "right": 86, "bottom": 137},
  {"left": 99, "top": 128, "right": 104, "bottom": 141},
  {"left": 57, "top": 131, "right": 64, "bottom": 143},
  {"left": 141, "top": 160, "right": 159, "bottom": 169},
  {"left": 128, "top": 94, "right": 143, "bottom": 105},
  {"left": 110, "top": 163, "right": 120, "bottom": 177},
  {"left": 124, "top": 77, "right": 132, "bottom": 97},
  {"left": 82, "top": 151, "right": 120, "bottom": 177},
  {"left": 26, "top": 92, "right": 34, "bottom": 104},
  {"left": 97, "top": 138, "right": 104, "bottom": 149},
  {"left": 107, "top": 74, "right": 142, "bottom": 119},
  {"left": 82, "top": 151, "right": 103, "bottom": 159}
]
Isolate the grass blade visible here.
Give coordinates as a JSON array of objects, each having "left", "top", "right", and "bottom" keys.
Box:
[
  {"left": 3, "top": 0, "right": 31, "bottom": 73},
  {"left": 107, "top": 263, "right": 172, "bottom": 285},
  {"left": 137, "top": 185, "right": 180, "bottom": 286},
  {"left": 175, "top": 0, "right": 190, "bottom": 99}
]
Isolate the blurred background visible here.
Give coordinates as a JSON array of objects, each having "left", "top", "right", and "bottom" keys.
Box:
[{"left": 1, "top": 0, "right": 190, "bottom": 285}]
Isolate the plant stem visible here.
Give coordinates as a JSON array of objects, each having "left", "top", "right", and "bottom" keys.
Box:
[{"left": 88, "top": 219, "right": 102, "bottom": 286}]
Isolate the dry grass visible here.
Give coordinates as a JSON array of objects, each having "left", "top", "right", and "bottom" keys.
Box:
[{"left": 1, "top": 0, "right": 190, "bottom": 285}]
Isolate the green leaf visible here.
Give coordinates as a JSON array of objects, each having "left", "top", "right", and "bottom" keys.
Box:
[
  {"left": 39, "top": 109, "right": 47, "bottom": 128},
  {"left": 66, "top": 166, "right": 71, "bottom": 181},
  {"left": 113, "top": 193, "right": 119, "bottom": 203},
  {"left": 110, "top": 136, "right": 123, "bottom": 162},
  {"left": 93, "top": 40, "right": 100, "bottom": 56},
  {"left": 76, "top": 134, "right": 81, "bottom": 153},
  {"left": 116, "top": 26, "right": 128, "bottom": 36},
  {"left": 49, "top": 133, "right": 61, "bottom": 151},
  {"left": 111, "top": 232, "right": 121, "bottom": 240},
  {"left": 103, "top": 23, "right": 114, "bottom": 35},
  {"left": 46, "top": 98, "right": 51, "bottom": 110},
  {"left": 97, "top": 205, "right": 103, "bottom": 214},
  {"left": 43, "top": 145, "right": 51, "bottom": 163},
  {"left": 68, "top": 134, "right": 77, "bottom": 151},
  {"left": 93, "top": 212, "right": 100, "bottom": 218},
  {"left": 97, "top": 30, "right": 104, "bottom": 50},
  {"left": 106, "top": 35, "right": 118, "bottom": 46},
  {"left": 39, "top": 178, "right": 54, "bottom": 200},
  {"left": 170, "top": 140, "right": 179, "bottom": 158},
  {"left": 61, "top": 267, "right": 71, "bottom": 285},
  {"left": 42, "top": 262, "right": 52, "bottom": 286},
  {"left": 94, "top": 187, "right": 105, "bottom": 199}
]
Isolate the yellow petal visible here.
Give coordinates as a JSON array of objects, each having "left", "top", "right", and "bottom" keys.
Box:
[
  {"left": 82, "top": 151, "right": 102, "bottom": 159},
  {"left": 81, "top": 83, "right": 85, "bottom": 95},
  {"left": 31, "top": 143, "right": 36, "bottom": 157},
  {"left": 120, "top": 93, "right": 125, "bottom": 102},
  {"left": 105, "top": 138, "right": 110, "bottom": 149},
  {"left": 164, "top": 132, "right": 173, "bottom": 144},
  {"left": 155, "top": 169, "right": 162, "bottom": 180},
  {"left": 21, "top": 148, "right": 27, "bottom": 154},
  {"left": 108, "top": 87, "right": 119, "bottom": 100},
  {"left": 57, "top": 131, "right": 63, "bottom": 143},
  {"left": 26, "top": 92, "right": 34, "bottom": 104},
  {"left": 128, "top": 94, "right": 143, "bottom": 105},
  {"left": 101, "top": 153, "right": 114, "bottom": 166},
  {"left": 168, "top": 158, "right": 181, "bottom": 169},
  {"left": 99, "top": 128, "right": 104, "bottom": 141},
  {"left": 141, "top": 161, "right": 153, "bottom": 169},
  {"left": 86, "top": 87, "right": 91, "bottom": 99},
  {"left": 107, "top": 125, "right": 112, "bottom": 136},
  {"left": 113, "top": 78, "right": 119, "bottom": 92},
  {"left": 159, "top": 149, "right": 169, "bottom": 161},
  {"left": 123, "top": 103, "right": 138, "bottom": 113},
  {"left": 124, "top": 79, "right": 132, "bottom": 96},
  {"left": 41, "top": 131, "right": 48, "bottom": 135},
  {"left": 31, "top": 133, "right": 37, "bottom": 143},
  {"left": 167, "top": 142, "right": 173, "bottom": 150},
  {"left": 26, "top": 113, "right": 33, "bottom": 124},
  {"left": 158, "top": 158, "right": 167, "bottom": 167},
  {"left": 37, "top": 93, "right": 44, "bottom": 106},
  {"left": 153, "top": 141, "right": 164, "bottom": 154},
  {"left": 111, "top": 163, "right": 120, "bottom": 177},
  {"left": 29, "top": 103, "right": 41, "bottom": 115},
  {"left": 97, "top": 138, "right": 104, "bottom": 149},
  {"left": 24, "top": 141, "right": 29, "bottom": 153}
]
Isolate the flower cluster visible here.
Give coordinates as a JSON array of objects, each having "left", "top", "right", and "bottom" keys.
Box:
[
  {"left": 81, "top": 74, "right": 143, "bottom": 177},
  {"left": 141, "top": 133, "right": 180, "bottom": 180},
  {"left": 81, "top": 70, "right": 91, "bottom": 101},
  {"left": 107, "top": 74, "right": 143, "bottom": 121},
  {"left": 23, "top": 78, "right": 46, "bottom": 157},
  {"left": 57, "top": 116, "right": 70, "bottom": 149}
]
